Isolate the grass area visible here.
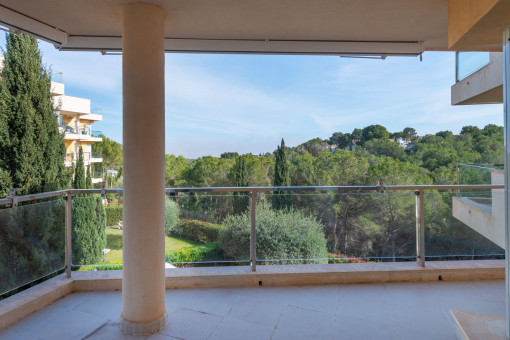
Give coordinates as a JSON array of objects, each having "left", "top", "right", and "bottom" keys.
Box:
[{"left": 103, "top": 227, "right": 200, "bottom": 263}]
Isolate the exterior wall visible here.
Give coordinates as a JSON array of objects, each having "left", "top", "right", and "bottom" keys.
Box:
[
  {"left": 54, "top": 95, "right": 90, "bottom": 114},
  {"left": 50, "top": 81, "right": 64, "bottom": 96},
  {"left": 452, "top": 170, "right": 504, "bottom": 249},
  {"left": 451, "top": 52, "right": 502, "bottom": 105},
  {"left": 51, "top": 77, "right": 103, "bottom": 180}
]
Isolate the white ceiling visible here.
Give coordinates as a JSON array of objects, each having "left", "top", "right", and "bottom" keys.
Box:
[{"left": 0, "top": 0, "right": 448, "bottom": 54}]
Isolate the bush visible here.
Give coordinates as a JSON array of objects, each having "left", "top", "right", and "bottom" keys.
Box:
[
  {"left": 165, "top": 243, "right": 222, "bottom": 264},
  {"left": 327, "top": 253, "right": 371, "bottom": 264},
  {"left": 172, "top": 219, "right": 225, "bottom": 243},
  {"left": 165, "top": 197, "right": 180, "bottom": 233},
  {"left": 220, "top": 202, "right": 328, "bottom": 264},
  {"left": 72, "top": 196, "right": 107, "bottom": 265},
  {"left": 105, "top": 205, "right": 123, "bottom": 227},
  {"left": 0, "top": 199, "right": 65, "bottom": 295}
]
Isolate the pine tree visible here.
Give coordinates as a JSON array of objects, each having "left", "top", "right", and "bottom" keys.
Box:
[
  {"left": 74, "top": 147, "right": 85, "bottom": 189},
  {"left": 233, "top": 154, "right": 249, "bottom": 214},
  {"left": 272, "top": 139, "right": 291, "bottom": 210},
  {"left": 0, "top": 33, "right": 65, "bottom": 196}
]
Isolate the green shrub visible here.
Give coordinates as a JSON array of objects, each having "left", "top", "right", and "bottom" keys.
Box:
[
  {"left": 165, "top": 197, "right": 180, "bottom": 233},
  {"left": 220, "top": 202, "right": 328, "bottom": 264},
  {"left": 105, "top": 205, "right": 123, "bottom": 227},
  {"left": 165, "top": 243, "right": 222, "bottom": 264},
  {"left": 0, "top": 199, "right": 65, "bottom": 295},
  {"left": 173, "top": 219, "right": 225, "bottom": 243},
  {"left": 72, "top": 196, "right": 107, "bottom": 265}
]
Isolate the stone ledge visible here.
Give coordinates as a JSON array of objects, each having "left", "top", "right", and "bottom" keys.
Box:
[
  {"left": 0, "top": 260, "right": 505, "bottom": 331},
  {"left": 451, "top": 309, "right": 506, "bottom": 340},
  {"left": 0, "top": 274, "right": 73, "bottom": 329}
]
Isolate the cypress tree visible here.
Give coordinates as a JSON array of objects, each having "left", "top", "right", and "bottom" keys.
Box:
[
  {"left": 0, "top": 33, "right": 65, "bottom": 196},
  {"left": 272, "top": 139, "right": 291, "bottom": 210},
  {"left": 85, "top": 164, "right": 92, "bottom": 189},
  {"left": 74, "top": 147, "right": 85, "bottom": 189},
  {"left": 72, "top": 146, "right": 107, "bottom": 264},
  {"left": 233, "top": 154, "right": 249, "bottom": 214}
]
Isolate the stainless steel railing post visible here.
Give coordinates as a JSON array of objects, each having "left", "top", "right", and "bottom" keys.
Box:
[
  {"left": 415, "top": 189, "right": 425, "bottom": 267},
  {"left": 249, "top": 192, "right": 257, "bottom": 272},
  {"left": 65, "top": 193, "right": 73, "bottom": 278},
  {"left": 8, "top": 188, "right": 18, "bottom": 208}
]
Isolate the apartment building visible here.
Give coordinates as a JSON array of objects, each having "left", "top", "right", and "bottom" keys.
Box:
[
  {"left": 50, "top": 73, "right": 104, "bottom": 183},
  {"left": 0, "top": 56, "right": 104, "bottom": 183}
]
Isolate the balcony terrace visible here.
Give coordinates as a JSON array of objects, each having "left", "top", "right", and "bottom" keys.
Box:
[
  {"left": 0, "top": 185, "right": 505, "bottom": 339},
  {"left": 0, "top": 276, "right": 504, "bottom": 340}
]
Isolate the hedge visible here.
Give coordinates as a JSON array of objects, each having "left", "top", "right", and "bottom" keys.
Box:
[
  {"left": 165, "top": 243, "right": 222, "bottom": 264},
  {"left": 172, "top": 219, "right": 225, "bottom": 243},
  {"left": 105, "top": 205, "right": 123, "bottom": 227}
]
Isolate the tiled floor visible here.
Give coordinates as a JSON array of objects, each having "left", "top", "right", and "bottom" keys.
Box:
[{"left": 0, "top": 280, "right": 505, "bottom": 340}]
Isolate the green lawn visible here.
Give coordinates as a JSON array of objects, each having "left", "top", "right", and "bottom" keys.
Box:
[{"left": 103, "top": 227, "right": 200, "bottom": 263}]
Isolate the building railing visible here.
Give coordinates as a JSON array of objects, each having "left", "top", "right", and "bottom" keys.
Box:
[
  {"left": 455, "top": 52, "right": 491, "bottom": 82},
  {"left": 91, "top": 131, "right": 102, "bottom": 138},
  {"left": 90, "top": 108, "right": 102, "bottom": 115},
  {"left": 456, "top": 163, "right": 503, "bottom": 203},
  {"left": 0, "top": 183, "right": 503, "bottom": 291},
  {"left": 50, "top": 71, "right": 63, "bottom": 83},
  {"left": 91, "top": 152, "right": 102, "bottom": 159},
  {"left": 92, "top": 171, "right": 103, "bottom": 178},
  {"left": 65, "top": 152, "right": 102, "bottom": 163}
]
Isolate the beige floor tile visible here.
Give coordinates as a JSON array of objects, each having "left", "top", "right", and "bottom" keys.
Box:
[
  {"left": 146, "top": 334, "right": 183, "bottom": 340},
  {"left": 276, "top": 306, "right": 335, "bottom": 339},
  {"left": 5, "top": 304, "right": 108, "bottom": 340},
  {"left": 334, "top": 318, "right": 394, "bottom": 340},
  {"left": 393, "top": 325, "right": 456, "bottom": 340},
  {"left": 209, "top": 317, "right": 273, "bottom": 340},
  {"left": 167, "top": 288, "right": 240, "bottom": 317},
  {"left": 159, "top": 308, "right": 222, "bottom": 340},
  {"left": 83, "top": 321, "right": 144, "bottom": 340},
  {"left": 285, "top": 285, "right": 339, "bottom": 313},
  {"left": 73, "top": 291, "right": 122, "bottom": 321},
  {"left": 390, "top": 304, "right": 454, "bottom": 338},
  {"left": 227, "top": 295, "right": 285, "bottom": 328},
  {"left": 271, "top": 328, "right": 312, "bottom": 340}
]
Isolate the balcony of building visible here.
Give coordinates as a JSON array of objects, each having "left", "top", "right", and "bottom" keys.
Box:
[
  {"left": 61, "top": 126, "right": 103, "bottom": 143},
  {"left": 451, "top": 52, "right": 503, "bottom": 105},
  {"left": 49, "top": 71, "right": 65, "bottom": 96},
  {"left": 64, "top": 152, "right": 103, "bottom": 167},
  {"left": 452, "top": 164, "right": 504, "bottom": 249},
  {"left": 0, "top": 185, "right": 505, "bottom": 339}
]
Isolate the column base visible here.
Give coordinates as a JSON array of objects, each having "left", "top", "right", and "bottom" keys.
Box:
[{"left": 120, "top": 311, "right": 168, "bottom": 336}]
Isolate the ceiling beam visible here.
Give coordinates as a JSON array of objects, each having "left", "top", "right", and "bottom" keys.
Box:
[{"left": 61, "top": 36, "right": 424, "bottom": 56}]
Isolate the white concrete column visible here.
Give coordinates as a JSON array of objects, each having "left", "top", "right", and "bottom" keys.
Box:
[
  {"left": 503, "top": 25, "right": 510, "bottom": 339},
  {"left": 120, "top": 2, "right": 167, "bottom": 335}
]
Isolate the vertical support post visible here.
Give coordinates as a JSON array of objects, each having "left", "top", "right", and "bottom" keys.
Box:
[
  {"left": 455, "top": 52, "right": 459, "bottom": 82},
  {"left": 8, "top": 188, "right": 18, "bottom": 208},
  {"left": 250, "top": 192, "right": 257, "bottom": 272},
  {"left": 415, "top": 189, "right": 425, "bottom": 267},
  {"left": 456, "top": 165, "right": 460, "bottom": 197},
  {"left": 502, "top": 25, "right": 510, "bottom": 339},
  {"left": 121, "top": 3, "right": 167, "bottom": 335},
  {"left": 65, "top": 193, "right": 73, "bottom": 278}
]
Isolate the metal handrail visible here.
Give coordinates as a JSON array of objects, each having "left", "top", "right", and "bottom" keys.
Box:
[
  {"left": 0, "top": 184, "right": 503, "bottom": 206},
  {"left": 1, "top": 183, "right": 505, "bottom": 277},
  {"left": 457, "top": 163, "right": 504, "bottom": 173}
]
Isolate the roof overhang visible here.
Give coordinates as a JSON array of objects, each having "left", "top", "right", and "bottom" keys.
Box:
[{"left": 0, "top": 0, "right": 447, "bottom": 55}]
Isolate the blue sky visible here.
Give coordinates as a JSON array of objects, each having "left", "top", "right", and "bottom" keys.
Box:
[{"left": 1, "top": 35, "right": 504, "bottom": 158}]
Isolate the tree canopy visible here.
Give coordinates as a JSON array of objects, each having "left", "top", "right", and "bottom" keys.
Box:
[{"left": 0, "top": 33, "right": 65, "bottom": 196}]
